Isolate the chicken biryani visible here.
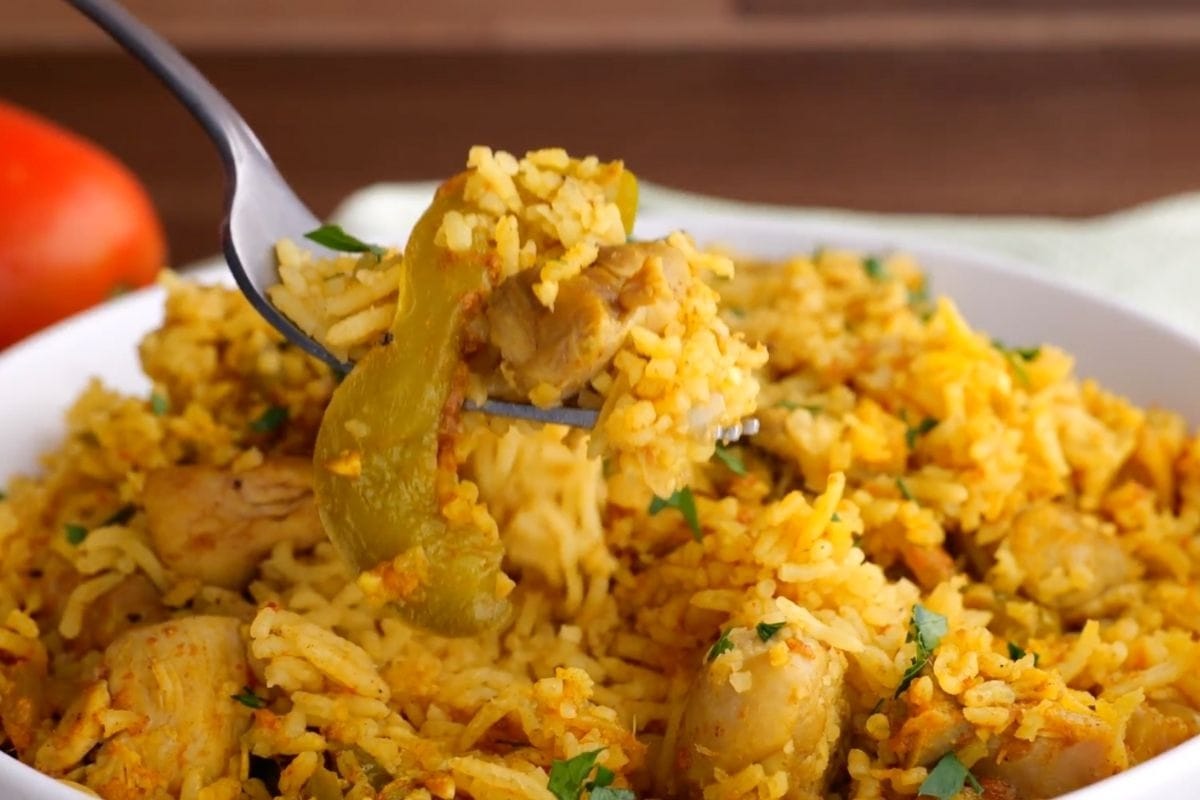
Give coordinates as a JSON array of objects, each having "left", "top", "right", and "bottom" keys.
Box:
[{"left": 0, "top": 147, "right": 1198, "bottom": 800}]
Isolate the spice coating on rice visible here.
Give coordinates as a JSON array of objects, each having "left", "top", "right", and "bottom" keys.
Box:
[{"left": 0, "top": 150, "right": 1198, "bottom": 800}]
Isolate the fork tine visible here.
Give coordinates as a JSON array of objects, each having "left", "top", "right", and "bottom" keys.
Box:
[
  {"left": 465, "top": 398, "right": 759, "bottom": 443},
  {"left": 466, "top": 399, "right": 599, "bottom": 429}
]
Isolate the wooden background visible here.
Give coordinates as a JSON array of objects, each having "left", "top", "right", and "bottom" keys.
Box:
[{"left": 5, "top": 1, "right": 1200, "bottom": 264}]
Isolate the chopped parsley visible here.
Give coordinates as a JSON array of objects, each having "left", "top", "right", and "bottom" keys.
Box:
[
  {"left": 896, "top": 477, "right": 915, "bottom": 502},
  {"left": 707, "top": 629, "right": 735, "bottom": 662},
  {"left": 250, "top": 405, "right": 289, "bottom": 434},
  {"left": 756, "top": 621, "right": 786, "bottom": 642},
  {"left": 1007, "top": 641, "right": 1040, "bottom": 666},
  {"left": 831, "top": 512, "right": 842, "bottom": 522},
  {"left": 905, "top": 417, "right": 939, "bottom": 450},
  {"left": 918, "top": 752, "right": 982, "bottom": 800},
  {"left": 992, "top": 339, "right": 1042, "bottom": 386},
  {"left": 908, "top": 282, "right": 930, "bottom": 306},
  {"left": 713, "top": 443, "right": 746, "bottom": 476},
  {"left": 101, "top": 504, "right": 137, "bottom": 527},
  {"left": 895, "top": 604, "right": 948, "bottom": 697},
  {"left": 1013, "top": 345, "right": 1041, "bottom": 361},
  {"left": 64, "top": 523, "right": 88, "bottom": 546},
  {"left": 231, "top": 686, "right": 266, "bottom": 709},
  {"left": 727, "top": 306, "right": 747, "bottom": 319},
  {"left": 588, "top": 763, "right": 634, "bottom": 800},
  {"left": 149, "top": 392, "right": 169, "bottom": 416},
  {"left": 0, "top": 490, "right": 6, "bottom": 501},
  {"left": 304, "top": 223, "right": 387, "bottom": 257},
  {"left": 863, "top": 256, "right": 887, "bottom": 280},
  {"left": 648, "top": 487, "right": 701, "bottom": 541},
  {"left": 548, "top": 748, "right": 632, "bottom": 800}
]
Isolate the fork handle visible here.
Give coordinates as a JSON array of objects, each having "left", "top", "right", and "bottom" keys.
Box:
[{"left": 65, "top": 0, "right": 262, "bottom": 174}]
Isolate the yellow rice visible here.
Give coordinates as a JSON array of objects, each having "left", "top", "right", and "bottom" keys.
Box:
[{"left": 0, "top": 153, "right": 1198, "bottom": 800}]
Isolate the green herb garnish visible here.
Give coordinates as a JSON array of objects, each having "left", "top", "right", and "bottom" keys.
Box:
[
  {"left": 727, "top": 307, "right": 747, "bottom": 319},
  {"left": 1007, "top": 641, "right": 1039, "bottom": 666},
  {"left": 231, "top": 687, "right": 266, "bottom": 709},
  {"left": 896, "top": 477, "right": 915, "bottom": 502},
  {"left": 992, "top": 339, "right": 1042, "bottom": 385},
  {"left": 587, "top": 763, "right": 635, "bottom": 800},
  {"left": 756, "top": 621, "right": 786, "bottom": 642},
  {"left": 0, "top": 490, "right": 6, "bottom": 502},
  {"left": 918, "top": 752, "right": 982, "bottom": 800},
  {"left": 64, "top": 523, "right": 88, "bottom": 546},
  {"left": 548, "top": 748, "right": 630, "bottom": 800},
  {"left": 250, "top": 405, "right": 289, "bottom": 434},
  {"left": 649, "top": 487, "right": 701, "bottom": 541},
  {"left": 905, "top": 417, "right": 939, "bottom": 450},
  {"left": 831, "top": 512, "right": 841, "bottom": 522},
  {"left": 713, "top": 444, "right": 746, "bottom": 476},
  {"left": 863, "top": 256, "right": 887, "bottom": 280},
  {"left": 707, "top": 629, "right": 735, "bottom": 662},
  {"left": 895, "top": 604, "right": 948, "bottom": 697},
  {"left": 908, "top": 282, "right": 930, "bottom": 306},
  {"left": 101, "top": 504, "right": 136, "bottom": 527},
  {"left": 304, "top": 223, "right": 387, "bottom": 257},
  {"left": 150, "top": 392, "right": 169, "bottom": 416}
]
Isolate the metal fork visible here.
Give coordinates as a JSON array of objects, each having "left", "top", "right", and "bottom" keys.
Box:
[{"left": 67, "top": 0, "right": 757, "bottom": 443}]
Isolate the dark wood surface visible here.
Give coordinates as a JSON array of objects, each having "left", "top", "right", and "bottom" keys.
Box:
[{"left": 3, "top": 49, "right": 1200, "bottom": 265}]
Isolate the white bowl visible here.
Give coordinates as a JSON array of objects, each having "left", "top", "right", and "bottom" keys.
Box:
[{"left": 1, "top": 206, "right": 1197, "bottom": 799}]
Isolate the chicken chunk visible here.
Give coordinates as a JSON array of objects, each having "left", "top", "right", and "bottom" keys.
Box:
[
  {"left": 486, "top": 241, "right": 689, "bottom": 400},
  {"left": 892, "top": 687, "right": 1122, "bottom": 799},
  {"left": 143, "top": 457, "right": 325, "bottom": 589},
  {"left": 1123, "top": 701, "right": 1199, "bottom": 766},
  {"left": 673, "top": 627, "right": 848, "bottom": 799},
  {"left": 889, "top": 685, "right": 974, "bottom": 768},
  {"left": 73, "top": 573, "right": 169, "bottom": 653},
  {"left": 976, "top": 705, "right": 1121, "bottom": 798},
  {"left": 90, "top": 616, "right": 252, "bottom": 796},
  {"left": 1004, "top": 502, "right": 1133, "bottom": 619}
]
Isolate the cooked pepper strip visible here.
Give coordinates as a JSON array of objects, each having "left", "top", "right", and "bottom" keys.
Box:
[
  {"left": 314, "top": 174, "right": 505, "bottom": 635},
  {"left": 313, "top": 170, "right": 638, "bottom": 635}
]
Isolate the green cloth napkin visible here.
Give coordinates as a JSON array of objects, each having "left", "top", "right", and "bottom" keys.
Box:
[{"left": 334, "top": 182, "right": 1200, "bottom": 339}]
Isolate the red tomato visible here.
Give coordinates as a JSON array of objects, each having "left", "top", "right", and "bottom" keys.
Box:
[{"left": 0, "top": 101, "right": 166, "bottom": 348}]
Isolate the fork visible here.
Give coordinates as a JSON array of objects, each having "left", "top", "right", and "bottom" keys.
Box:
[{"left": 67, "top": 0, "right": 757, "bottom": 443}]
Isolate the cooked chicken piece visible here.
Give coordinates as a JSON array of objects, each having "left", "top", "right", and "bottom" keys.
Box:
[
  {"left": 1004, "top": 502, "right": 1133, "bottom": 620},
  {"left": 976, "top": 705, "right": 1121, "bottom": 798},
  {"left": 143, "top": 457, "right": 325, "bottom": 589},
  {"left": 673, "top": 627, "right": 848, "bottom": 800},
  {"left": 486, "top": 241, "right": 689, "bottom": 400},
  {"left": 889, "top": 686, "right": 974, "bottom": 768},
  {"left": 892, "top": 682, "right": 1121, "bottom": 798},
  {"left": 91, "top": 616, "right": 251, "bottom": 796},
  {"left": 1124, "top": 701, "right": 1199, "bottom": 766},
  {"left": 72, "top": 573, "right": 169, "bottom": 653},
  {"left": 34, "top": 680, "right": 109, "bottom": 774},
  {"left": 0, "top": 656, "right": 48, "bottom": 756},
  {"left": 899, "top": 541, "right": 957, "bottom": 591}
]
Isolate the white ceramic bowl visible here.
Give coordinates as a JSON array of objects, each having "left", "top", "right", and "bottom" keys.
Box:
[{"left": 1, "top": 205, "right": 1197, "bottom": 799}]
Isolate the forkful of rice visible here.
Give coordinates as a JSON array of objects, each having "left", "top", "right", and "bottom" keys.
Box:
[
  {"left": 273, "top": 149, "right": 766, "bottom": 632},
  {"left": 271, "top": 150, "right": 761, "bottom": 447},
  {"left": 71, "top": 0, "right": 763, "bottom": 636}
]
